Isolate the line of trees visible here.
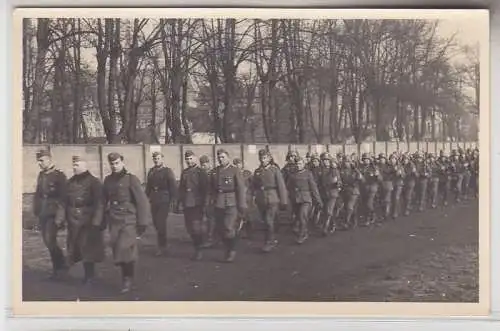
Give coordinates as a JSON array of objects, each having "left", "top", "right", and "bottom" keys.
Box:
[{"left": 22, "top": 18, "right": 480, "bottom": 145}]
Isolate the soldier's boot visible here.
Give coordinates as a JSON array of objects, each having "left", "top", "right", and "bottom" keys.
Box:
[
  {"left": 155, "top": 246, "right": 168, "bottom": 257},
  {"left": 48, "top": 250, "right": 68, "bottom": 281},
  {"left": 224, "top": 250, "right": 236, "bottom": 263},
  {"left": 431, "top": 195, "right": 437, "bottom": 209},
  {"left": 345, "top": 210, "right": 354, "bottom": 229},
  {"left": 296, "top": 231, "right": 309, "bottom": 245},
  {"left": 120, "top": 262, "right": 135, "bottom": 293},
  {"left": 262, "top": 239, "right": 278, "bottom": 253},
  {"left": 384, "top": 204, "right": 391, "bottom": 220},
  {"left": 121, "top": 277, "right": 133, "bottom": 293},
  {"left": 191, "top": 236, "right": 203, "bottom": 261},
  {"left": 403, "top": 201, "right": 410, "bottom": 216},
  {"left": 321, "top": 215, "right": 331, "bottom": 236}
]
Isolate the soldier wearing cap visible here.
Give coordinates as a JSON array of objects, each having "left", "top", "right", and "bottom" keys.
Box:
[
  {"left": 209, "top": 149, "right": 247, "bottom": 262},
  {"left": 286, "top": 156, "right": 323, "bottom": 244},
  {"left": 102, "top": 152, "right": 152, "bottom": 293},
  {"left": 33, "top": 149, "right": 68, "bottom": 280},
  {"left": 63, "top": 155, "right": 105, "bottom": 285},
  {"left": 359, "top": 152, "right": 381, "bottom": 225},
  {"left": 401, "top": 153, "right": 417, "bottom": 215},
  {"left": 282, "top": 150, "right": 298, "bottom": 183},
  {"left": 145, "top": 151, "right": 178, "bottom": 256},
  {"left": 198, "top": 155, "right": 217, "bottom": 248},
  {"left": 178, "top": 150, "right": 210, "bottom": 261},
  {"left": 233, "top": 158, "right": 254, "bottom": 238},
  {"left": 252, "top": 149, "right": 288, "bottom": 252},
  {"left": 317, "top": 152, "right": 342, "bottom": 235}
]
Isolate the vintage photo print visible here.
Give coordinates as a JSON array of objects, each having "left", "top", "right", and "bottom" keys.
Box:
[{"left": 11, "top": 8, "right": 490, "bottom": 317}]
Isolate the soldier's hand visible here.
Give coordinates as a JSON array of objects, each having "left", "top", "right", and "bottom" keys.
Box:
[
  {"left": 136, "top": 224, "right": 147, "bottom": 236},
  {"left": 57, "top": 222, "right": 66, "bottom": 231}
]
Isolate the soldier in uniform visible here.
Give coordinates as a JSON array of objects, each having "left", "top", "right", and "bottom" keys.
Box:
[
  {"left": 33, "top": 150, "right": 68, "bottom": 280},
  {"left": 378, "top": 154, "right": 395, "bottom": 221},
  {"left": 401, "top": 154, "right": 417, "bottom": 216},
  {"left": 63, "top": 155, "right": 105, "bottom": 285},
  {"left": 286, "top": 156, "right": 322, "bottom": 244},
  {"left": 252, "top": 149, "right": 288, "bottom": 252},
  {"left": 388, "top": 154, "right": 405, "bottom": 219},
  {"left": 177, "top": 150, "right": 209, "bottom": 261},
  {"left": 282, "top": 150, "right": 298, "bottom": 232},
  {"left": 437, "top": 154, "right": 451, "bottom": 206},
  {"left": 414, "top": 152, "right": 431, "bottom": 211},
  {"left": 460, "top": 152, "right": 472, "bottom": 200},
  {"left": 449, "top": 151, "right": 464, "bottom": 203},
  {"left": 199, "top": 155, "right": 217, "bottom": 248},
  {"left": 233, "top": 158, "right": 254, "bottom": 238},
  {"left": 317, "top": 152, "right": 342, "bottom": 235},
  {"left": 209, "top": 149, "right": 247, "bottom": 262},
  {"left": 145, "top": 151, "right": 178, "bottom": 256},
  {"left": 308, "top": 153, "right": 322, "bottom": 226},
  {"left": 102, "top": 153, "right": 152, "bottom": 293},
  {"left": 427, "top": 154, "right": 440, "bottom": 209},
  {"left": 360, "top": 153, "right": 381, "bottom": 225},
  {"left": 340, "top": 157, "right": 363, "bottom": 229}
]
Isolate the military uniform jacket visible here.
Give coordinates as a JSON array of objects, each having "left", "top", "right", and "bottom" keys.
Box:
[
  {"left": 103, "top": 169, "right": 152, "bottom": 226},
  {"left": 318, "top": 167, "right": 342, "bottom": 199},
  {"left": 34, "top": 166, "right": 67, "bottom": 219},
  {"left": 381, "top": 164, "right": 405, "bottom": 186},
  {"left": 310, "top": 166, "right": 322, "bottom": 183},
  {"left": 341, "top": 167, "right": 363, "bottom": 195},
  {"left": 64, "top": 171, "right": 103, "bottom": 227},
  {"left": 403, "top": 161, "right": 418, "bottom": 182},
  {"left": 286, "top": 169, "right": 322, "bottom": 205},
  {"left": 415, "top": 161, "right": 431, "bottom": 179},
  {"left": 252, "top": 164, "right": 288, "bottom": 206},
  {"left": 241, "top": 169, "right": 254, "bottom": 201},
  {"left": 210, "top": 164, "right": 247, "bottom": 210},
  {"left": 281, "top": 163, "right": 296, "bottom": 185},
  {"left": 361, "top": 164, "right": 381, "bottom": 185},
  {"left": 178, "top": 165, "right": 209, "bottom": 208},
  {"left": 145, "top": 165, "right": 178, "bottom": 205}
]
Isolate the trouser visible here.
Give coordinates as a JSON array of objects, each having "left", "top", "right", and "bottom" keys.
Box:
[
  {"left": 381, "top": 182, "right": 393, "bottom": 219},
  {"left": 439, "top": 179, "right": 450, "bottom": 205},
  {"left": 83, "top": 262, "right": 95, "bottom": 280},
  {"left": 343, "top": 191, "right": 359, "bottom": 227},
  {"left": 151, "top": 201, "right": 170, "bottom": 248},
  {"left": 322, "top": 194, "right": 339, "bottom": 230},
  {"left": 39, "top": 217, "right": 66, "bottom": 272},
  {"left": 417, "top": 179, "right": 428, "bottom": 211},
  {"left": 363, "top": 184, "right": 378, "bottom": 222},
  {"left": 429, "top": 178, "right": 439, "bottom": 207},
  {"left": 391, "top": 184, "right": 403, "bottom": 218},
  {"left": 214, "top": 207, "right": 239, "bottom": 252},
  {"left": 257, "top": 203, "right": 279, "bottom": 243},
  {"left": 452, "top": 175, "right": 464, "bottom": 201},
  {"left": 462, "top": 172, "right": 471, "bottom": 197},
  {"left": 403, "top": 180, "right": 416, "bottom": 214},
  {"left": 292, "top": 202, "right": 312, "bottom": 238},
  {"left": 118, "top": 261, "right": 135, "bottom": 280},
  {"left": 203, "top": 205, "right": 217, "bottom": 243},
  {"left": 184, "top": 206, "right": 204, "bottom": 249}
]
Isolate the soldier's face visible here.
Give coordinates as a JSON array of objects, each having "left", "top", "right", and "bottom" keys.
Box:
[
  {"left": 389, "top": 158, "right": 397, "bottom": 165},
  {"left": 331, "top": 161, "right": 338, "bottom": 169},
  {"left": 312, "top": 159, "right": 320, "bottom": 167},
  {"left": 37, "top": 156, "right": 52, "bottom": 170},
  {"left": 217, "top": 153, "right": 229, "bottom": 166},
  {"left": 363, "top": 158, "right": 370, "bottom": 165},
  {"left": 259, "top": 154, "right": 270, "bottom": 166},
  {"left": 109, "top": 158, "right": 124, "bottom": 173},
  {"left": 235, "top": 163, "right": 243, "bottom": 169},
  {"left": 153, "top": 155, "right": 163, "bottom": 166},
  {"left": 200, "top": 162, "right": 210, "bottom": 170},
  {"left": 379, "top": 158, "right": 386, "bottom": 165},
  {"left": 185, "top": 156, "right": 196, "bottom": 167},
  {"left": 72, "top": 160, "right": 87, "bottom": 175},
  {"left": 322, "top": 159, "right": 330, "bottom": 167},
  {"left": 296, "top": 160, "right": 305, "bottom": 170}
]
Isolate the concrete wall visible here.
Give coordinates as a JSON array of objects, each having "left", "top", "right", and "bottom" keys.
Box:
[{"left": 22, "top": 142, "right": 477, "bottom": 193}]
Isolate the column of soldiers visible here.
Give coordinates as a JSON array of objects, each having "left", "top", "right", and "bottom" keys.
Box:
[{"left": 32, "top": 146, "right": 479, "bottom": 293}]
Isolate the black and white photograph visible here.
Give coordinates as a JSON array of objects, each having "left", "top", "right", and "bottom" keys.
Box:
[{"left": 12, "top": 8, "right": 489, "bottom": 316}]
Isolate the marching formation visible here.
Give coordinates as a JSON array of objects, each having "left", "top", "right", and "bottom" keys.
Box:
[{"left": 31, "top": 146, "right": 479, "bottom": 294}]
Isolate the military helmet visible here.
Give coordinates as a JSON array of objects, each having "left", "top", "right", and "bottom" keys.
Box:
[{"left": 320, "top": 152, "right": 331, "bottom": 160}]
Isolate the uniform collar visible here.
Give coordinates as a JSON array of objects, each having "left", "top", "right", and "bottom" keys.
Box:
[{"left": 43, "top": 164, "right": 56, "bottom": 174}]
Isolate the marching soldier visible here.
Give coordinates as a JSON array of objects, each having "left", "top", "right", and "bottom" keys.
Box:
[
  {"left": 199, "top": 155, "right": 217, "bottom": 248},
  {"left": 449, "top": 151, "right": 464, "bottom": 203},
  {"left": 378, "top": 154, "right": 394, "bottom": 221},
  {"left": 388, "top": 154, "right": 405, "bottom": 219},
  {"left": 33, "top": 150, "right": 68, "bottom": 280},
  {"left": 102, "top": 153, "right": 152, "bottom": 293},
  {"left": 252, "top": 149, "right": 288, "bottom": 252},
  {"left": 401, "top": 154, "right": 417, "bottom": 216},
  {"left": 460, "top": 153, "right": 472, "bottom": 200},
  {"left": 437, "top": 154, "right": 451, "bottom": 206},
  {"left": 177, "top": 150, "right": 210, "bottom": 261},
  {"left": 286, "top": 156, "right": 323, "bottom": 244},
  {"left": 414, "top": 152, "right": 431, "bottom": 212},
  {"left": 340, "top": 157, "right": 363, "bottom": 229},
  {"left": 282, "top": 150, "right": 298, "bottom": 232},
  {"left": 145, "top": 151, "right": 178, "bottom": 256},
  {"left": 63, "top": 155, "right": 105, "bottom": 285},
  {"left": 317, "top": 152, "right": 342, "bottom": 235},
  {"left": 428, "top": 154, "right": 440, "bottom": 209},
  {"left": 209, "top": 149, "right": 247, "bottom": 262},
  {"left": 233, "top": 158, "right": 254, "bottom": 238},
  {"left": 308, "top": 153, "right": 322, "bottom": 226},
  {"left": 469, "top": 151, "right": 479, "bottom": 198},
  {"left": 360, "top": 153, "right": 381, "bottom": 225}
]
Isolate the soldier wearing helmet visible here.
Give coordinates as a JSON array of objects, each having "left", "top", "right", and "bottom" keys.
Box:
[
  {"left": 340, "top": 155, "right": 364, "bottom": 229},
  {"left": 359, "top": 152, "right": 381, "bottom": 225},
  {"left": 401, "top": 152, "right": 418, "bottom": 216},
  {"left": 414, "top": 151, "right": 431, "bottom": 212},
  {"left": 317, "top": 152, "right": 342, "bottom": 235}
]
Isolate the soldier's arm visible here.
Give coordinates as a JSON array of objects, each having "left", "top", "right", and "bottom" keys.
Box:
[
  {"left": 275, "top": 167, "right": 288, "bottom": 205},
  {"left": 33, "top": 173, "right": 42, "bottom": 217},
  {"left": 178, "top": 171, "right": 186, "bottom": 204},
  {"left": 234, "top": 168, "right": 247, "bottom": 210},
  {"left": 90, "top": 177, "right": 104, "bottom": 227},
  {"left": 129, "top": 175, "right": 152, "bottom": 226},
  {"left": 145, "top": 169, "right": 152, "bottom": 197},
  {"left": 167, "top": 168, "right": 178, "bottom": 200},
  {"left": 309, "top": 172, "right": 323, "bottom": 206}
]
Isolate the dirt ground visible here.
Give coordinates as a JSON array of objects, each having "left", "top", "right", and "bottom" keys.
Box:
[{"left": 22, "top": 199, "right": 479, "bottom": 302}]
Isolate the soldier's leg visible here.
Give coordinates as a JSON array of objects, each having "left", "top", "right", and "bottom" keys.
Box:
[
  {"left": 222, "top": 206, "right": 239, "bottom": 262},
  {"left": 430, "top": 179, "right": 439, "bottom": 208},
  {"left": 403, "top": 182, "right": 413, "bottom": 215},
  {"left": 40, "top": 218, "right": 66, "bottom": 277},
  {"left": 184, "top": 207, "right": 204, "bottom": 260},
  {"left": 152, "top": 202, "right": 170, "bottom": 255},
  {"left": 323, "top": 196, "right": 338, "bottom": 234},
  {"left": 201, "top": 205, "right": 217, "bottom": 248},
  {"left": 296, "top": 203, "right": 311, "bottom": 243},
  {"left": 383, "top": 186, "right": 393, "bottom": 219},
  {"left": 392, "top": 185, "right": 403, "bottom": 218},
  {"left": 463, "top": 173, "right": 471, "bottom": 199},
  {"left": 455, "top": 176, "right": 463, "bottom": 202},
  {"left": 262, "top": 204, "right": 279, "bottom": 252},
  {"left": 367, "top": 189, "right": 377, "bottom": 224},
  {"left": 418, "top": 180, "right": 428, "bottom": 211}
]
